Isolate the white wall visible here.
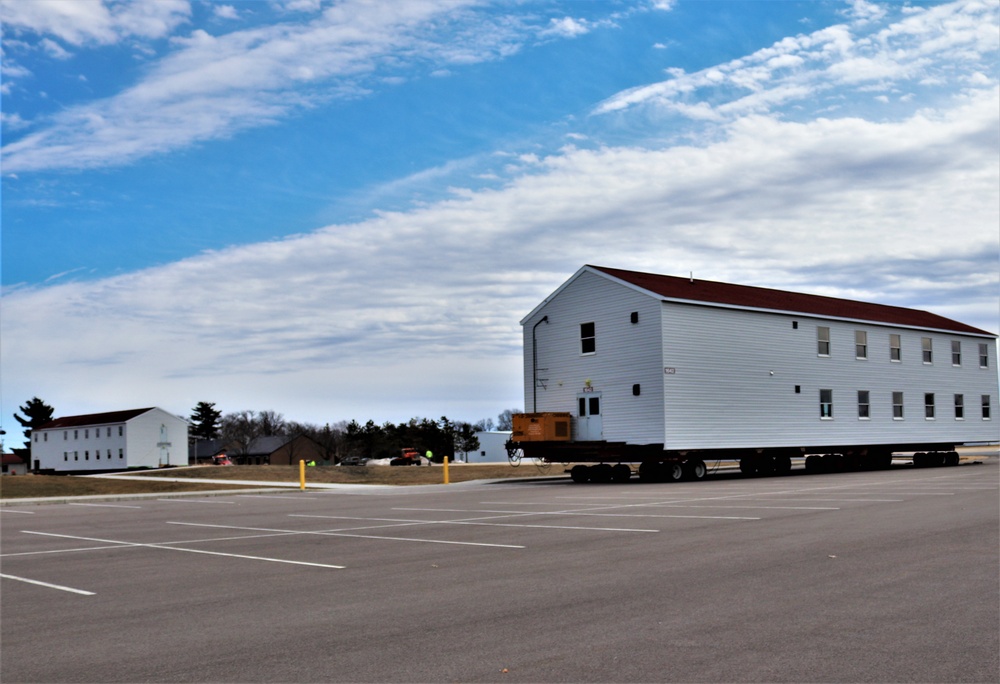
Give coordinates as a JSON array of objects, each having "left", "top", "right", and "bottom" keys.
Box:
[
  {"left": 467, "top": 431, "right": 513, "bottom": 463},
  {"left": 125, "top": 409, "right": 188, "bottom": 468},
  {"left": 522, "top": 269, "right": 665, "bottom": 444}
]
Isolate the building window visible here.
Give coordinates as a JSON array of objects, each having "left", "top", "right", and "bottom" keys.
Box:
[
  {"left": 819, "top": 389, "right": 833, "bottom": 418},
  {"left": 858, "top": 391, "right": 870, "bottom": 419},
  {"left": 580, "top": 322, "right": 596, "bottom": 354},
  {"left": 64, "top": 431, "right": 68, "bottom": 440},
  {"left": 924, "top": 393, "right": 935, "bottom": 419},
  {"left": 951, "top": 341, "right": 961, "bottom": 366},
  {"left": 922, "top": 337, "right": 933, "bottom": 364},
  {"left": 119, "top": 426, "right": 124, "bottom": 436},
  {"left": 96, "top": 452, "right": 100, "bottom": 460},
  {"left": 74, "top": 452, "right": 78, "bottom": 461},
  {"left": 108, "top": 450, "right": 112, "bottom": 459},
  {"left": 34, "top": 434, "right": 38, "bottom": 443},
  {"left": 980, "top": 343, "right": 990, "bottom": 368},
  {"left": 107, "top": 427, "right": 111, "bottom": 437},
  {"left": 892, "top": 392, "right": 904, "bottom": 419},
  {"left": 955, "top": 394, "right": 964, "bottom": 419},
  {"left": 890, "top": 334, "right": 901, "bottom": 361},
  {"left": 983, "top": 395, "right": 992, "bottom": 420},
  {"left": 43, "top": 433, "right": 48, "bottom": 441},
  {"left": 855, "top": 331, "right": 868, "bottom": 359},
  {"left": 64, "top": 453, "right": 68, "bottom": 461},
  {"left": 74, "top": 430, "right": 78, "bottom": 439},
  {"left": 119, "top": 449, "right": 124, "bottom": 459},
  {"left": 85, "top": 451, "right": 89, "bottom": 460},
  {"left": 817, "top": 327, "right": 830, "bottom": 356}
]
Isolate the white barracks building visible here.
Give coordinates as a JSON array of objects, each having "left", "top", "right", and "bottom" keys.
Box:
[
  {"left": 31, "top": 407, "right": 189, "bottom": 473},
  {"left": 521, "top": 266, "right": 999, "bottom": 460}
]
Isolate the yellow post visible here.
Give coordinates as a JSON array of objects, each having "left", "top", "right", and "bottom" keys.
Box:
[
  {"left": 443, "top": 456, "right": 450, "bottom": 485},
  {"left": 299, "top": 459, "right": 306, "bottom": 490}
]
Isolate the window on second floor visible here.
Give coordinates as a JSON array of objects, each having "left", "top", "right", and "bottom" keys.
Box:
[
  {"left": 980, "top": 343, "right": 990, "bottom": 368},
  {"left": 580, "top": 322, "right": 596, "bottom": 354},
  {"left": 817, "top": 326, "right": 830, "bottom": 356},
  {"left": 951, "top": 340, "right": 961, "bottom": 366},
  {"left": 922, "top": 337, "right": 933, "bottom": 364},
  {"left": 890, "top": 334, "right": 902, "bottom": 361},
  {"left": 855, "top": 330, "right": 868, "bottom": 359}
]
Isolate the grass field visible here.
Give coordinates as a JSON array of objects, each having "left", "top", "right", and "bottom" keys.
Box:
[
  {"left": 0, "top": 476, "right": 264, "bottom": 499},
  {"left": 0, "top": 463, "right": 567, "bottom": 499}
]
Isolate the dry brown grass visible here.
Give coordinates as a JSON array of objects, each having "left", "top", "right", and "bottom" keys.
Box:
[
  {"left": 0, "top": 475, "right": 263, "bottom": 499},
  {"left": 146, "top": 463, "right": 567, "bottom": 485},
  {"left": 0, "top": 463, "right": 567, "bottom": 500}
]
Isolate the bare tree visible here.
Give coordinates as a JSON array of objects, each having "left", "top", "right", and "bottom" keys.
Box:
[
  {"left": 496, "top": 408, "right": 522, "bottom": 431},
  {"left": 257, "top": 410, "right": 286, "bottom": 437},
  {"left": 221, "top": 410, "right": 261, "bottom": 460}
]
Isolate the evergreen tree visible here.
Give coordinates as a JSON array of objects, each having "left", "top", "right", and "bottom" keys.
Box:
[
  {"left": 13, "top": 397, "right": 55, "bottom": 460},
  {"left": 189, "top": 401, "right": 222, "bottom": 440}
]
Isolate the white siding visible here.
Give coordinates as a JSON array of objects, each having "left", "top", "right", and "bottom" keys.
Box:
[
  {"left": 125, "top": 409, "right": 187, "bottom": 468},
  {"left": 522, "top": 267, "right": 998, "bottom": 453},
  {"left": 661, "top": 303, "right": 998, "bottom": 450},
  {"left": 523, "top": 270, "right": 665, "bottom": 444},
  {"left": 32, "top": 408, "right": 188, "bottom": 471},
  {"left": 468, "top": 431, "right": 513, "bottom": 463}
]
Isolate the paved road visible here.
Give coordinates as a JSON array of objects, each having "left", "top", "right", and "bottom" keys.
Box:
[{"left": 2, "top": 461, "right": 997, "bottom": 683}]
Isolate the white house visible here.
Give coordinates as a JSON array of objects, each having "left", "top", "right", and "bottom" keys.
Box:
[
  {"left": 521, "top": 265, "right": 999, "bottom": 461},
  {"left": 31, "top": 407, "right": 189, "bottom": 473}
]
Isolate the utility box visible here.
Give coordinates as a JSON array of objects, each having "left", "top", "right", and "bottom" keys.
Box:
[{"left": 513, "top": 413, "right": 572, "bottom": 442}]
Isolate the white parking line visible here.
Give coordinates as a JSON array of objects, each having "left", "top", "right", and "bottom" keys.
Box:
[
  {"left": 169, "top": 521, "right": 525, "bottom": 549},
  {"left": 0, "top": 509, "right": 36, "bottom": 514},
  {"left": 0, "top": 573, "right": 95, "bottom": 596},
  {"left": 21, "top": 530, "right": 345, "bottom": 569},
  {"left": 290, "top": 513, "right": 659, "bottom": 533},
  {"left": 69, "top": 503, "right": 143, "bottom": 509},
  {"left": 156, "top": 498, "right": 237, "bottom": 504},
  {"left": 394, "top": 507, "right": 760, "bottom": 521}
]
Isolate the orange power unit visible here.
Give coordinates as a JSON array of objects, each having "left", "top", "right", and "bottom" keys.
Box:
[{"left": 512, "top": 413, "right": 572, "bottom": 442}]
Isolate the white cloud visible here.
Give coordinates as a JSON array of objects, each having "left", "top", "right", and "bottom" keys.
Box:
[
  {"left": 3, "top": 87, "right": 997, "bottom": 425},
  {"left": 213, "top": 5, "right": 239, "bottom": 21},
  {"left": 0, "top": 0, "right": 191, "bottom": 47},
  {"left": 1, "top": 0, "right": 583, "bottom": 173},
  {"left": 540, "top": 17, "right": 591, "bottom": 38},
  {"left": 594, "top": 0, "right": 999, "bottom": 119}
]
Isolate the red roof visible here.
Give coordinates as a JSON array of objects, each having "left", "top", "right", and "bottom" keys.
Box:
[
  {"left": 2, "top": 453, "right": 24, "bottom": 466},
  {"left": 590, "top": 265, "right": 994, "bottom": 336},
  {"left": 37, "top": 408, "right": 157, "bottom": 431}
]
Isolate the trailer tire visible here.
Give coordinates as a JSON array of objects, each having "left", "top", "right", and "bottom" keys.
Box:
[
  {"left": 612, "top": 463, "right": 632, "bottom": 483},
  {"left": 739, "top": 457, "right": 758, "bottom": 476},
  {"left": 665, "top": 462, "right": 684, "bottom": 482},
  {"left": 945, "top": 451, "right": 960, "bottom": 466},
  {"left": 684, "top": 459, "right": 707, "bottom": 481},
  {"left": 638, "top": 462, "right": 660, "bottom": 482},
  {"left": 591, "top": 463, "right": 613, "bottom": 483},
  {"left": 570, "top": 465, "right": 590, "bottom": 483}
]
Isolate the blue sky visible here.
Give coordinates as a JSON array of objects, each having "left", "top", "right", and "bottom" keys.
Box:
[{"left": 1, "top": 0, "right": 998, "bottom": 443}]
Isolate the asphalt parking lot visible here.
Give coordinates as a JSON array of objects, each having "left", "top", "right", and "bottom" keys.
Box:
[{"left": 2, "top": 460, "right": 998, "bottom": 683}]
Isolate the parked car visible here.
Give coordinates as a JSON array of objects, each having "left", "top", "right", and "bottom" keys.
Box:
[{"left": 339, "top": 456, "right": 369, "bottom": 466}]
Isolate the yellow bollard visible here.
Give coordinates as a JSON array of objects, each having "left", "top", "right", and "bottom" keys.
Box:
[
  {"left": 443, "top": 456, "right": 449, "bottom": 485},
  {"left": 299, "top": 459, "right": 306, "bottom": 490}
]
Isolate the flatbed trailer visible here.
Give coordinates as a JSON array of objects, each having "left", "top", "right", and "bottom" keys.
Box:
[{"left": 506, "top": 433, "right": 963, "bottom": 483}]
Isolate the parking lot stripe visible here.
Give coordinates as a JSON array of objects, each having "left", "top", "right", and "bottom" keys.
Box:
[
  {"left": 21, "top": 530, "right": 345, "bottom": 569},
  {"left": 290, "top": 513, "right": 659, "bottom": 533},
  {"left": 169, "top": 521, "right": 525, "bottom": 549},
  {"left": 69, "top": 503, "right": 143, "bottom": 509},
  {"left": 0, "top": 573, "right": 95, "bottom": 596},
  {"left": 394, "top": 506, "right": 760, "bottom": 521}
]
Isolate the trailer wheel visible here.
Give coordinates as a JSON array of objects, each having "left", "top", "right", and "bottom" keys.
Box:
[
  {"left": 684, "top": 459, "right": 707, "bottom": 481},
  {"left": 611, "top": 463, "right": 632, "bottom": 483},
  {"left": 665, "top": 462, "right": 684, "bottom": 482},
  {"left": 591, "top": 463, "right": 613, "bottom": 483},
  {"left": 638, "top": 461, "right": 659, "bottom": 482},
  {"left": 570, "top": 465, "right": 590, "bottom": 483},
  {"left": 945, "top": 451, "right": 960, "bottom": 466},
  {"left": 739, "top": 457, "right": 758, "bottom": 476}
]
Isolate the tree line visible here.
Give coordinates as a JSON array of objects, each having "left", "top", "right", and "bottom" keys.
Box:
[
  {"left": 6, "top": 398, "right": 521, "bottom": 465},
  {"left": 190, "top": 402, "right": 522, "bottom": 463}
]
